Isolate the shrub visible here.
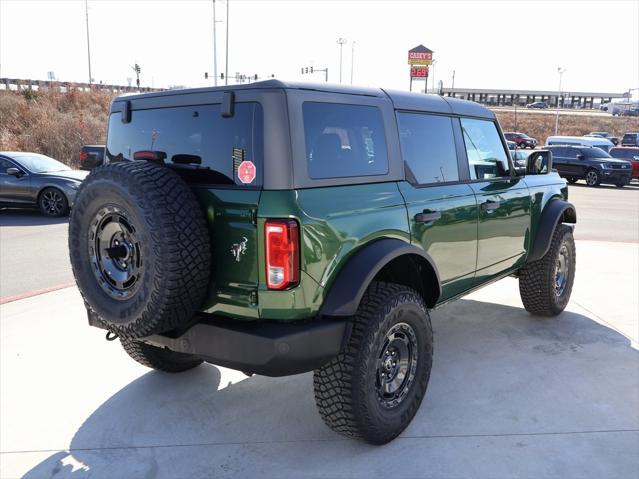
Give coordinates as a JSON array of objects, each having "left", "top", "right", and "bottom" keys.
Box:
[{"left": 0, "top": 89, "right": 115, "bottom": 168}]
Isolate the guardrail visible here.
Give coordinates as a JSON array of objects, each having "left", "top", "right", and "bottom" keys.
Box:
[{"left": 0, "top": 78, "right": 163, "bottom": 93}]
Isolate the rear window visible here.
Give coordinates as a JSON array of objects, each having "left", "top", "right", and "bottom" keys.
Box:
[
  {"left": 106, "top": 102, "right": 263, "bottom": 186},
  {"left": 303, "top": 102, "right": 388, "bottom": 179}
]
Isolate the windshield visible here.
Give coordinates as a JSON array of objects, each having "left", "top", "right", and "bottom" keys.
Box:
[{"left": 13, "top": 154, "right": 70, "bottom": 173}]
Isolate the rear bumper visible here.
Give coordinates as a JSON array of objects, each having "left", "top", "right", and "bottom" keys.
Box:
[{"left": 140, "top": 315, "right": 349, "bottom": 377}]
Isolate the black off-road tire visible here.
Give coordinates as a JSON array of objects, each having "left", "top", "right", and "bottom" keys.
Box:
[
  {"left": 120, "top": 338, "right": 203, "bottom": 372},
  {"left": 69, "top": 161, "right": 211, "bottom": 338},
  {"left": 313, "top": 282, "right": 433, "bottom": 445},
  {"left": 519, "top": 224, "right": 576, "bottom": 316}
]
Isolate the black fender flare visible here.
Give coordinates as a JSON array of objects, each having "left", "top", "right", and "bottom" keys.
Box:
[
  {"left": 320, "top": 238, "right": 441, "bottom": 317},
  {"left": 527, "top": 199, "right": 576, "bottom": 263}
]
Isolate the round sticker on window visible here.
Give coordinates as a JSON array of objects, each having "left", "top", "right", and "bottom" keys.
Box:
[{"left": 238, "top": 161, "right": 256, "bottom": 184}]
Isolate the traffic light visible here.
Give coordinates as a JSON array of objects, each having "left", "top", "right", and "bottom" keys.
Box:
[
  {"left": 204, "top": 72, "right": 209, "bottom": 79},
  {"left": 134, "top": 63, "right": 141, "bottom": 74},
  {"left": 221, "top": 73, "right": 224, "bottom": 80},
  {"left": 310, "top": 66, "right": 314, "bottom": 73}
]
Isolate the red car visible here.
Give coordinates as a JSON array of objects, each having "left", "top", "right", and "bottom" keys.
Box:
[
  {"left": 504, "top": 132, "right": 538, "bottom": 149},
  {"left": 609, "top": 147, "right": 639, "bottom": 179}
]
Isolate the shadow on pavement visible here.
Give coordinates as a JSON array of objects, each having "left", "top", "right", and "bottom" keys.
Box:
[
  {"left": 568, "top": 181, "right": 639, "bottom": 191},
  {"left": 0, "top": 209, "right": 69, "bottom": 226},
  {"left": 21, "top": 299, "right": 639, "bottom": 478}
]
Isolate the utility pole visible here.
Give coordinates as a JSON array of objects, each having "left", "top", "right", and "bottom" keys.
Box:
[
  {"left": 213, "top": 0, "right": 218, "bottom": 86},
  {"left": 350, "top": 41, "right": 356, "bottom": 85},
  {"left": 451, "top": 70, "right": 456, "bottom": 90},
  {"left": 225, "top": 0, "right": 229, "bottom": 85},
  {"left": 85, "top": 0, "right": 92, "bottom": 85},
  {"left": 555, "top": 67, "right": 566, "bottom": 135},
  {"left": 431, "top": 60, "right": 436, "bottom": 93},
  {"left": 337, "top": 38, "right": 347, "bottom": 83}
]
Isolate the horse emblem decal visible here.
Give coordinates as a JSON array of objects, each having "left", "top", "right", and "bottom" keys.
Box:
[{"left": 230, "top": 237, "right": 248, "bottom": 262}]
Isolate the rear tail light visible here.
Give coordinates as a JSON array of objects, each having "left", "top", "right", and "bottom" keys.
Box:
[
  {"left": 265, "top": 219, "right": 299, "bottom": 290},
  {"left": 79, "top": 151, "right": 88, "bottom": 162}
]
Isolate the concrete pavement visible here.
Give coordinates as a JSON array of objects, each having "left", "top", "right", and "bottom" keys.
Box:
[
  {"left": 1, "top": 239, "right": 637, "bottom": 479},
  {"left": 0, "top": 210, "right": 72, "bottom": 300}
]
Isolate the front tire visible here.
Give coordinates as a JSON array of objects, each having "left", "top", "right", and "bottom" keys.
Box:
[
  {"left": 313, "top": 282, "right": 433, "bottom": 445},
  {"left": 120, "top": 338, "right": 203, "bottom": 373},
  {"left": 39, "top": 187, "right": 68, "bottom": 217},
  {"left": 585, "top": 169, "right": 600, "bottom": 187},
  {"left": 518, "top": 224, "right": 576, "bottom": 316}
]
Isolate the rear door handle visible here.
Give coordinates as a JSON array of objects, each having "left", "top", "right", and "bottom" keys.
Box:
[
  {"left": 414, "top": 211, "right": 442, "bottom": 223},
  {"left": 481, "top": 200, "right": 500, "bottom": 211}
]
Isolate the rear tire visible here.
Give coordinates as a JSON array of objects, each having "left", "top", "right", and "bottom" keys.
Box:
[
  {"left": 518, "top": 224, "right": 576, "bottom": 316},
  {"left": 567, "top": 177, "right": 578, "bottom": 184},
  {"left": 120, "top": 338, "right": 203, "bottom": 372},
  {"left": 313, "top": 282, "right": 433, "bottom": 445},
  {"left": 615, "top": 183, "right": 625, "bottom": 188}
]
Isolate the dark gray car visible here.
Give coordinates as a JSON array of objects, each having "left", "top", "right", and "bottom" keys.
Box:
[{"left": 0, "top": 152, "right": 88, "bottom": 216}]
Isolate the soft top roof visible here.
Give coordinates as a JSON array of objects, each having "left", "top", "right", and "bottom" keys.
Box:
[{"left": 112, "top": 79, "right": 494, "bottom": 118}]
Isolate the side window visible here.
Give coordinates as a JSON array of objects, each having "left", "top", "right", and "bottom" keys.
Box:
[
  {"left": 553, "top": 147, "right": 568, "bottom": 157},
  {"left": 397, "top": 112, "right": 459, "bottom": 184},
  {"left": 460, "top": 118, "right": 510, "bottom": 180},
  {"left": 0, "top": 158, "right": 14, "bottom": 174},
  {"left": 303, "top": 102, "right": 389, "bottom": 179}
]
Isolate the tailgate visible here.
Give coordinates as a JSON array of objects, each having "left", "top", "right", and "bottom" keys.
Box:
[{"left": 195, "top": 188, "right": 261, "bottom": 319}]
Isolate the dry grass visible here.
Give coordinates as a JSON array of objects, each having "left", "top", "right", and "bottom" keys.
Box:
[
  {"left": 495, "top": 110, "right": 639, "bottom": 144},
  {"left": 0, "top": 89, "right": 115, "bottom": 168}
]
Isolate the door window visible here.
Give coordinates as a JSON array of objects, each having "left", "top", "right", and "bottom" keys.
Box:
[
  {"left": 0, "top": 158, "right": 14, "bottom": 174},
  {"left": 397, "top": 112, "right": 459, "bottom": 184},
  {"left": 460, "top": 118, "right": 510, "bottom": 179}
]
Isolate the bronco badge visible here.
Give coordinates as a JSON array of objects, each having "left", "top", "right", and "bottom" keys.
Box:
[{"left": 230, "top": 237, "right": 248, "bottom": 262}]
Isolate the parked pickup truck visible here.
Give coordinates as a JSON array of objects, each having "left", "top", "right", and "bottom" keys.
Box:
[{"left": 69, "top": 81, "right": 577, "bottom": 445}]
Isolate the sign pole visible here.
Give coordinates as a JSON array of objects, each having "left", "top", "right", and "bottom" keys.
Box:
[{"left": 409, "top": 74, "right": 413, "bottom": 92}]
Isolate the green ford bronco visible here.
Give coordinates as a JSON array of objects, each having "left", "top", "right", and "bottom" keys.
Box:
[{"left": 69, "top": 80, "right": 576, "bottom": 444}]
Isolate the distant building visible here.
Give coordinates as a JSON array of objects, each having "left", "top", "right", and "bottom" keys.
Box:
[{"left": 441, "top": 87, "right": 627, "bottom": 109}]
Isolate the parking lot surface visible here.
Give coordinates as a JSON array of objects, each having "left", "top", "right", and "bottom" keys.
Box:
[{"left": 1, "top": 182, "right": 638, "bottom": 478}]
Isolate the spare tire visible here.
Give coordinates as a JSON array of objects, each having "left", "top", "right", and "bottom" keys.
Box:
[{"left": 69, "top": 161, "right": 211, "bottom": 338}]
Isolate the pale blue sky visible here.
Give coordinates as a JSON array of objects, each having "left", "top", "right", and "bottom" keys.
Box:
[{"left": 1, "top": 0, "right": 637, "bottom": 95}]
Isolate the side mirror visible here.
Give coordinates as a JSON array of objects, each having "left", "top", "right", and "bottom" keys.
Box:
[
  {"left": 526, "top": 150, "right": 552, "bottom": 175},
  {"left": 6, "top": 167, "right": 23, "bottom": 177},
  {"left": 576, "top": 154, "right": 585, "bottom": 160}
]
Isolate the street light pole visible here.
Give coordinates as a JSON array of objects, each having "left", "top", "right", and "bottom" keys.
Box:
[
  {"left": 350, "top": 41, "right": 356, "bottom": 85},
  {"left": 85, "top": 0, "right": 92, "bottom": 85},
  {"left": 225, "top": 0, "right": 229, "bottom": 85},
  {"left": 430, "top": 60, "right": 436, "bottom": 94},
  {"left": 337, "top": 38, "right": 347, "bottom": 83},
  {"left": 213, "top": 0, "right": 218, "bottom": 86},
  {"left": 555, "top": 67, "right": 566, "bottom": 135}
]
